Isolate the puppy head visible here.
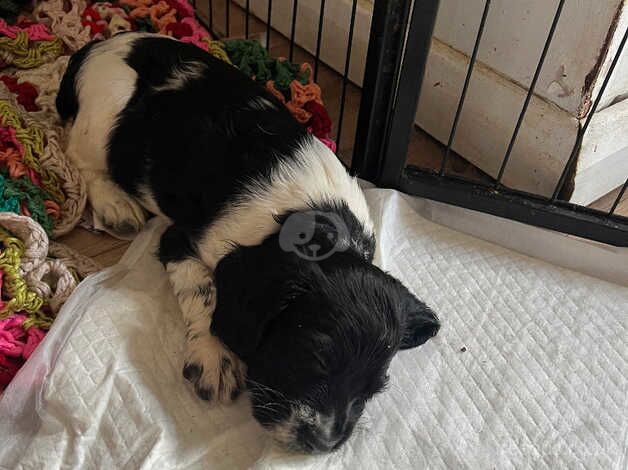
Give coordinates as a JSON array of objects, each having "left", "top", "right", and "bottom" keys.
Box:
[{"left": 211, "top": 231, "right": 439, "bottom": 453}]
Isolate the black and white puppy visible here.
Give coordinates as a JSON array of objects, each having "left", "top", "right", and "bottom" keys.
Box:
[{"left": 57, "top": 32, "right": 440, "bottom": 453}]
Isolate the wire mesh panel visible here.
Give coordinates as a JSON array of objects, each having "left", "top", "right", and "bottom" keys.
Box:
[{"left": 355, "top": 0, "right": 628, "bottom": 246}]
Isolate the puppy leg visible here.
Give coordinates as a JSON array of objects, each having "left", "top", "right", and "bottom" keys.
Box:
[
  {"left": 165, "top": 255, "right": 246, "bottom": 403},
  {"left": 65, "top": 108, "right": 146, "bottom": 236}
]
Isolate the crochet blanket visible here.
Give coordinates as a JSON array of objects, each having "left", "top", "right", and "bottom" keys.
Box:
[{"left": 0, "top": 15, "right": 92, "bottom": 391}]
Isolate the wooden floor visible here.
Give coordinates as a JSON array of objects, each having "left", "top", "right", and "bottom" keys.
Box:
[
  {"left": 59, "top": 227, "right": 131, "bottom": 267},
  {"left": 59, "top": 2, "right": 627, "bottom": 267}
]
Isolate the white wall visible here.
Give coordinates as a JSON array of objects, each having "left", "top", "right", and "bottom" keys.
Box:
[
  {"left": 415, "top": 0, "right": 628, "bottom": 201},
  {"left": 432, "top": 0, "right": 626, "bottom": 118}
]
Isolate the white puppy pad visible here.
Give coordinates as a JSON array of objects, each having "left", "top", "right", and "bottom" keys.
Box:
[{"left": 1, "top": 188, "right": 626, "bottom": 469}]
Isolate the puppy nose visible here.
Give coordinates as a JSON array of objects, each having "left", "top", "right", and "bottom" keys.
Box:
[{"left": 296, "top": 424, "right": 341, "bottom": 453}]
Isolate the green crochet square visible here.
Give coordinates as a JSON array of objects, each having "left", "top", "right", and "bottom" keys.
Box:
[
  {"left": 0, "top": 172, "right": 54, "bottom": 235},
  {"left": 224, "top": 39, "right": 311, "bottom": 101}
]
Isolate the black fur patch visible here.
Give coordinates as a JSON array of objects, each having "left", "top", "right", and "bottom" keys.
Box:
[
  {"left": 195, "top": 383, "right": 214, "bottom": 401},
  {"left": 182, "top": 363, "right": 201, "bottom": 381},
  {"left": 220, "top": 356, "right": 232, "bottom": 374},
  {"left": 104, "top": 35, "right": 308, "bottom": 231},
  {"left": 211, "top": 228, "right": 440, "bottom": 448},
  {"left": 158, "top": 224, "right": 197, "bottom": 265},
  {"left": 195, "top": 285, "right": 214, "bottom": 307}
]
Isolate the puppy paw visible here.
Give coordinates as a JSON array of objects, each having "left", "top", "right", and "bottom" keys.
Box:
[
  {"left": 183, "top": 334, "right": 246, "bottom": 403},
  {"left": 89, "top": 179, "right": 146, "bottom": 236}
]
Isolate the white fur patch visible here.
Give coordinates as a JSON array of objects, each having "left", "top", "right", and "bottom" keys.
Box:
[
  {"left": 166, "top": 259, "right": 216, "bottom": 357},
  {"left": 271, "top": 403, "right": 334, "bottom": 450},
  {"left": 65, "top": 33, "right": 156, "bottom": 231},
  {"left": 197, "top": 137, "right": 374, "bottom": 269},
  {"left": 152, "top": 61, "right": 206, "bottom": 92},
  {"left": 67, "top": 33, "right": 152, "bottom": 178},
  {"left": 166, "top": 258, "right": 213, "bottom": 307},
  {"left": 89, "top": 176, "right": 146, "bottom": 233},
  {"left": 271, "top": 416, "right": 298, "bottom": 448}
]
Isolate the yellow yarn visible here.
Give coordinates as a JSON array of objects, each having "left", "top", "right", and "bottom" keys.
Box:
[
  {"left": 0, "top": 32, "right": 63, "bottom": 69},
  {"left": 21, "top": 310, "right": 54, "bottom": 330},
  {"left": 204, "top": 39, "right": 232, "bottom": 65},
  {"left": 0, "top": 100, "right": 66, "bottom": 205},
  {"left": 0, "top": 228, "right": 45, "bottom": 318}
]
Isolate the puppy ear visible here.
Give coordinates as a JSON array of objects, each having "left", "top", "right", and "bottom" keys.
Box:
[
  {"left": 210, "top": 238, "right": 296, "bottom": 361},
  {"left": 398, "top": 286, "right": 440, "bottom": 350}
]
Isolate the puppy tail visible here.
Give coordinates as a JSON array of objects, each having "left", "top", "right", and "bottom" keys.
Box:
[{"left": 56, "top": 41, "right": 98, "bottom": 121}]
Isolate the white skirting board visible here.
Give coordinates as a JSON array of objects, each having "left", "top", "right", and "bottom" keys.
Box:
[
  {"left": 573, "top": 97, "right": 628, "bottom": 205},
  {"left": 571, "top": 147, "right": 628, "bottom": 206},
  {"left": 417, "top": 39, "right": 628, "bottom": 203}
]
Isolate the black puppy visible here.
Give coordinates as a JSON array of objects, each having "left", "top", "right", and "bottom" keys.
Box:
[{"left": 57, "top": 32, "right": 440, "bottom": 453}]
